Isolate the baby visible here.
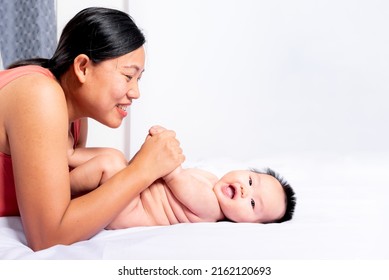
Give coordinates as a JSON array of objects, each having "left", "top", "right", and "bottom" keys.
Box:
[
  {"left": 107, "top": 163, "right": 296, "bottom": 229},
  {"left": 67, "top": 123, "right": 296, "bottom": 228}
]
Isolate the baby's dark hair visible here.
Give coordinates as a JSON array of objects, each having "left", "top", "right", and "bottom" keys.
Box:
[{"left": 251, "top": 167, "right": 296, "bottom": 223}]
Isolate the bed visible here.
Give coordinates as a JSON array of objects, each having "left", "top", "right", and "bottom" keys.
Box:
[{"left": 1, "top": 151, "right": 388, "bottom": 260}]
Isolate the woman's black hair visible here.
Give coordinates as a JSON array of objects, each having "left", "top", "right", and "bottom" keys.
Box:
[{"left": 7, "top": 7, "right": 146, "bottom": 79}]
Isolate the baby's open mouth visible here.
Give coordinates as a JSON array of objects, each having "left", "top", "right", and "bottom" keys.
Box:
[{"left": 223, "top": 185, "right": 236, "bottom": 199}]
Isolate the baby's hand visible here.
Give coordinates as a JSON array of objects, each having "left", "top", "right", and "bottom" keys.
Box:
[
  {"left": 130, "top": 126, "right": 184, "bottom": 183},
  {"left": 148, "top": 125, "right": 184, "bottom": 183}
]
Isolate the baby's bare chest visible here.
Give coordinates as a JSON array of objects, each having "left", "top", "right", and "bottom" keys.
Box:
[{"left": 140, "top": 180, "right": 197, "bottom": 225}]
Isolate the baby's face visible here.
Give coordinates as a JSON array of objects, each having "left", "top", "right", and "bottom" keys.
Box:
[{"left": 213, "top": 170, "right": 286, "bottom": 223}]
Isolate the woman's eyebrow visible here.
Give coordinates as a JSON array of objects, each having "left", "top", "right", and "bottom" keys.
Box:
[{"left": 122, "top": 65, "right": 145, "bottom": 74}]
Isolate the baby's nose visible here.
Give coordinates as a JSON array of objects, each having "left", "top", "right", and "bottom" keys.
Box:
[{"left": 240, "top": 185, "right": 248, "bottom": 198}]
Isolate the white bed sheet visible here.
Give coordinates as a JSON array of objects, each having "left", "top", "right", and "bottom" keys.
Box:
[{"left": 1, "top": 152, "right": 388, "bottom": 259}]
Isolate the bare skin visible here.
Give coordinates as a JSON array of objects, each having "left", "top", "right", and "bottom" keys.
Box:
[
  {"left": 67, "top": 119, "right": 128, "bottom": 196},
  {"left": 107, "top": 128, "right": 286, "bottom": 229},
  {"left": 107, "top": 166, "right": 286, "bottom": 229},
  {"left": 0, "top": 47, "right": 185, "bottom": 251},
  {"left": 107, "top": 167, "right": 223, "bottom": 228}
]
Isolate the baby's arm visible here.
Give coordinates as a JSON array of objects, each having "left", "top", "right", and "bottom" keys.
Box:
[
  {"left": 149, "top": 125, "right": 222, "bottom": 221},
  {"left": 163, "top": 166, "right": 222, "bottom": 221},
  {"left": 69, "top": 147, "right": 127, "bottom": 195}
]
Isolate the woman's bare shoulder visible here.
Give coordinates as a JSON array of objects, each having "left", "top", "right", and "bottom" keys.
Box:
[
  {"left": 2, "top": 72, "right": 65, "bottom": 113},
  {"left": 15, "top": 72, "right": 63, "bottom": 96},
  {"left": 5, "top": 73, "right": 67, "bottom": 126}
]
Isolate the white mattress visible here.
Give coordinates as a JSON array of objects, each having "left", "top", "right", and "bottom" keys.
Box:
[{"left": 1, "top": 151, "right": 388, "bottom": 259}]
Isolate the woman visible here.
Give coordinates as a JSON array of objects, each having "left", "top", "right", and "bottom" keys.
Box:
[{"left": 0, "top": 7, "right": 184, "bottom": 251}]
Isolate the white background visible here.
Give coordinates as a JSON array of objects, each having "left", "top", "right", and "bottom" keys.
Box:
[{"left": 57, "top": 0, "right": 389, "bottom": 161}]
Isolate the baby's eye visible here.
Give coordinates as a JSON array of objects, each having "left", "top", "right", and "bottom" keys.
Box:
[
  {"left": 249, "top": 177, "right": 252, "bottom": 186},
  {"left": 251, "top": 198, "right": 255, "bottom": 209}
]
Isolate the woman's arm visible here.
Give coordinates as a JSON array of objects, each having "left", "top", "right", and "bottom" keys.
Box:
[{"left": 6, "top": 75, "right": 184, "bottom": 251}]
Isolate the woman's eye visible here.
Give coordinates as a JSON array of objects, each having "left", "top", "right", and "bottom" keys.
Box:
[
  {"left": 251, "top": 198, "right": 255, "bottom": 209},
  {"left": 125, "top": 75, "right": 133, "bottom": 81},
  {"left": 249, "top": 177, "right": 252, "bottom": 186}
]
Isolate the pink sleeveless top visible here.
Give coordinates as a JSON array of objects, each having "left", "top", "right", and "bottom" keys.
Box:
[{"left": 0, "top": 66, "right": 81, "bottom": 216}]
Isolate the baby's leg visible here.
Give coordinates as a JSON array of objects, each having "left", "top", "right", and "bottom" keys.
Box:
[{"left": 70, "top": 152, "right": 127, "bottom": 195}]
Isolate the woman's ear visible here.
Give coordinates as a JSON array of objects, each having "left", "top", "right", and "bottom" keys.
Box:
[{"left": 73, "top": 54, "right": 90, "bottom": 83}]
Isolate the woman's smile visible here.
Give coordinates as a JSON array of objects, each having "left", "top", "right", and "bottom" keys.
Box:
[{"left": 116, "top": 104, "right": 130, "bottom": 117}]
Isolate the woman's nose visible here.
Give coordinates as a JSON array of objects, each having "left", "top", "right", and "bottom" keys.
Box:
[{"left": 127, "top": 83, "right": 140, "bottom": 99}]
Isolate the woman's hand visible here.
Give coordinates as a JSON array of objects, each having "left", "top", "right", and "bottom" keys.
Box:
[
  {"left": 148, "top": 125, "right": 168, "bottom": 136},
  {"left": 129, "top": 125, "right": 185, "bottom": 183}
]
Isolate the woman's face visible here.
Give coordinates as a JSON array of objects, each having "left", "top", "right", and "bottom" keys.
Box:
[{"left": 81, "top": 46, "right": 145, "bottom": 128}]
